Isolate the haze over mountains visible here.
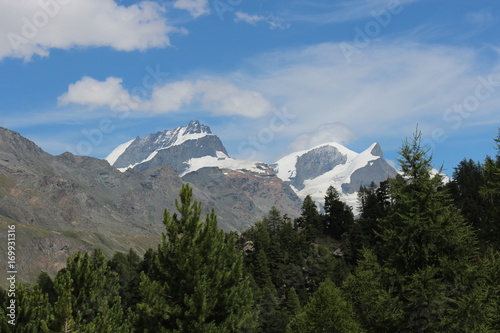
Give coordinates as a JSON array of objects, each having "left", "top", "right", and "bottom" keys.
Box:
[{"left": 0, "top": 121, "right": 396, "bottom": 283}]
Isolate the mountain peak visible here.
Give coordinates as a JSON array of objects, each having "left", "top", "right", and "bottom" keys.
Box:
[
  {"left": 184, "top": 120, "right": 211, "bottom": 135},
  {"left": 369, "top": 143, "right": 383, "bottom": 157},
  {"left": 106, "top": 121, "right": 227, "bottom": 172}
]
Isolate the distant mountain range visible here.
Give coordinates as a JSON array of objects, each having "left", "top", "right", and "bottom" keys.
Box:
[
  {"left": 0, "top": 120, "right": 396, "bottom": 284},
  {"left": 107, "top": 120, "right": 397, "bottom": 210}
]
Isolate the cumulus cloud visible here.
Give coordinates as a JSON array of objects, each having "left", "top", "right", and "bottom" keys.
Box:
[
  {"left": 0, "top": 0, "right": 178, "bottom": 61},
  {"left": 58, "top": 76, "right": 140, "bottom": 111},
  {"left": 173, "top": 0, "right": 210, "bottom": 18},
  {"left": 58, "top": 77, "right": 275, "bottom": 118},
  {"left": 290, "top": 123, "right": 354, "bottom": 151}
]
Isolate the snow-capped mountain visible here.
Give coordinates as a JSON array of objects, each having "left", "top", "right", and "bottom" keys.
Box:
[
  {"left": 272, "top": 142, "right": 397, "bottom": 211},
  {"left": 106, "top": 121, "right": 397, "bottom": 212},
  {"left": 105, "top": 121, "right": 303, "bottom": 220},
  {"left": 106, "top": 120, "right": 274, "bottom": 177},
  {"left": 106, "top": 120, "right": 229, "bottom": 173}
]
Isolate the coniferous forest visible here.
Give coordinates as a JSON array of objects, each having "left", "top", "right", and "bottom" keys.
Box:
[{"left": 1, "top": 131, "right": 499, "bottom": 332}]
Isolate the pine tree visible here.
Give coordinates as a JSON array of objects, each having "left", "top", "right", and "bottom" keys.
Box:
[
  {"left": 109, "top": 249, "right": 142, "bottom": 311},
  {"left": 287, "top": 279, "right": 364, "bottom": 333},
  {"left": 52, "top": 249, "right": 129, "bottom": 332},
  {"left": 137, "top": 184, "right": 257, "bottom": 332},
  {"left": 297, "top": 195, "right": 322, "bottom": 240},
  {"left": 1, "top": 283, "right": 53, "bottom": 332},
  {"left": 36, "top": 271, "right": 57, "bottom": 305},
  {"left": 323, "top": 185, "right": 354, "bottom": 239}
]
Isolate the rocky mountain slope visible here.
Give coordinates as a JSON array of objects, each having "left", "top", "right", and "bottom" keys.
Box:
[
  {"left": 107, "top": 121, "right": 398, "bottom": 212},
  {"left": 107, "top": 120, "right": 228, "bottom": 173},
  {"left": 0, "top": 126, "right": 302, "bottom": 285},
  {"left": 273, "top": 142, "right": 398, "bottom": 210}
]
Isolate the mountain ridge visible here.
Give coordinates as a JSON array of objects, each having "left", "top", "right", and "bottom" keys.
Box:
[
  {"left": 105, "top": 122, "right": 398, "bottom": 212},
  {"left": 0, "top": 125, "right": 302, "bottom": 285}
]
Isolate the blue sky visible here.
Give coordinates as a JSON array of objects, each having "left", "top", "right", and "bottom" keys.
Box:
[{"left": 1, "top": 0, "right": 499, "bottom": 173}]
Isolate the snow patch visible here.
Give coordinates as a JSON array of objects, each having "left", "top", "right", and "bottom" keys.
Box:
[
  {"left": 117, "top": 150, "right": 158, "bottom": 172},
  {"left": 181, "top": 154, "right": 268, "bottom": 177},
  {"left": 105, "top": 139, "right": 135, "bottom": 165},
  {"left": 274, "top": 142, "right": 384, "bottom": 214}
]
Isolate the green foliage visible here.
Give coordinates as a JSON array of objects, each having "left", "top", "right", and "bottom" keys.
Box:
[
  {"left": 287, "top": 279, "right": 364, "bottom": 333},
  {"left": 137, "top": 184, "right": 257, "bottom": 332},
  {"left": 343, "top": 249, "right": 403, "bottom": 332},
  {"left": 297, "top": 195, "right": 322, "bottom": 240},
  {"left": 324, "top": 186, "right": 354, "bottom": 240},
  {"left": 109, "top": 249, "right": 142, "bottom": 311},
  {"left": 348, "top": 182, "right": 389, "bottom": 263},
  {"left": 36, "top": 272, "right": 57, "bottom": 305},
  {"left": 0, "top": 283, "right": 53, "bottom": 333},
  {"left": 346, "top": 130, "right": 498, "bottom": 332},
  {"left": 4, "top": 129, "right": 500, "bottom": 332},
  {"left": 52, "top": 249, "right": 129, "bottom": 333}
]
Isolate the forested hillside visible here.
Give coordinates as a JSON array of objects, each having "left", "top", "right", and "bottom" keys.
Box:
[{"left": 1, "top": 130, "right": 499, "bottom": 332}]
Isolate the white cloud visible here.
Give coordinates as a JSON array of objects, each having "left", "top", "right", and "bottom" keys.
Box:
[
  {"left": 290, "top": 123, "right": 354, "bottom": 151},
  {"left": 173, "top": 0, "right": 210, "bottom": 18},
  {"left": 150, "top": 81, "right": 197, "bottom": 113},
  {"left": 58, "top": 77, "right": 275, "bottom": 118},
  {"left": 231, "top": 41, "right": 500, "bottom": 152},
  {"left": 194, "top": 80, "right": 274, "bottom": 117},
  {"left": 58, "top": 76, "right": 140, "bottom": 111},
  {"left": 283, "top": 0, "right": 423, "bottom": 24},
  {"left": 234, "top": 12, "right": 265, "bottom": 25},
  {"left": 0, "top": 0, "right": 178, "bottom": 61},
  {"left": 234, "top": 11, "right": 290, "bottom": 30}
]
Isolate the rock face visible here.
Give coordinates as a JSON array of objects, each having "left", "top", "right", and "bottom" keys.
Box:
[
  {"left": 108, "top": 120, "right": 228, "bottom": 174},
  {"left": 0, "top": 126, "right": 302, "bottom": 285},
  {"left": 273, "top": 142, "right": 398, "bottom": 211},
  {"left": 290, "top": 145, "right": 348, "bottom": 191}
]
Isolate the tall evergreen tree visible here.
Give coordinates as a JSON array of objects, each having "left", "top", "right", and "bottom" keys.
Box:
[
  {"left": 137, "top": 184, "right": 257, "bottom": 332},
  {"left": 297, "top": 195, "right": 322, "bottom": 240},
  {"left": 0, "top": 283, "right": 52, "bottom": 332},
  {"left": 480, "top": 129, "right": 500, "bottom": 250},
  {"left": 51, "top": 249, "right": 129, "bottom": 332},
  {"left": 371, "top": 131, "right": 493, "bottom": 331},
  {"left": 323, "top": 185, "right": 354, "bottom": 239},
  {"left": 287, "top": 279, "right": 364, "bottom": 333},
  {"left": 343, "top": 249, "right": 403, "bottom": 332}
]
